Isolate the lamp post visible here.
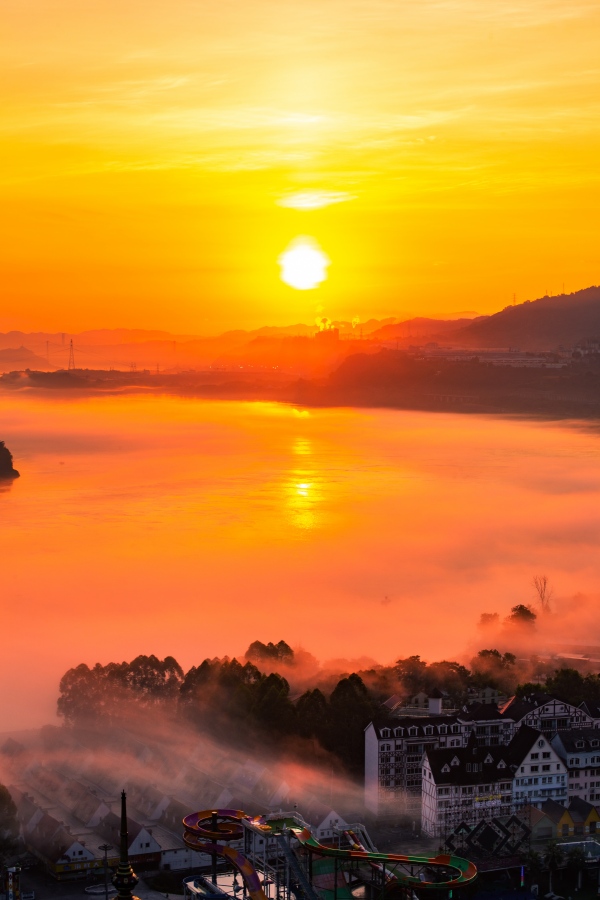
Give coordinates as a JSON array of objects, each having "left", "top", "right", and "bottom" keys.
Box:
[{"left": 99, "top": 844, "right": 112, "bottom": 900}]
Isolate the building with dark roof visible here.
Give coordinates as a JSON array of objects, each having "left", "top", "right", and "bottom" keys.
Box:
[
  {"left": 365, "top": 690, "right": 597, "bottom": 818},
  {"left": 551, "top": 729, "right": 600, "bottom": 804},
  {"left": 421, "top": 726, "right": 567, "bottom": 837}
]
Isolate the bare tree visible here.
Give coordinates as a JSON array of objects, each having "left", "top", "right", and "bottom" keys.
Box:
[{"left": 532, "top": 575, "right": 553, "bottom": 614}]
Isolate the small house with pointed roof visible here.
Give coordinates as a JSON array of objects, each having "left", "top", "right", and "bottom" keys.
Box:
[
  {"left": 96, "top": 811, "right": 161, "bottom": 871},
  {"left": 567, "top": 796, "right": 600, "bottom": 837},
  {"left": 540, "top": 798, "right": 574, "bottom": 839}
]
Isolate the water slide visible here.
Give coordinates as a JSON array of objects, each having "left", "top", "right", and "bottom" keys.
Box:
[{"left": 183, "top": 809, "right": 477, "bottom": 896}]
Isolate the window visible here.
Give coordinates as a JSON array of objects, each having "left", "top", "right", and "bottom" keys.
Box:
[
  {"left": 542, "top": 752, "right": 551, "bottom": 759},
  {"left": 531, "top": 753, "right": 539, "bottom": 760},
  {"left": 538, "top": 740, "right": 545, "bottom": 747},
  {"left": 439, "top": 726, "right": 447, "bottom": 735},
  {"left": 531, "top": 766, "right": 539, "bottom": 772},
  {"left": 542, "top": 765, "right": 551, "bottom": 772},
  {"left": 381, "top": 743, "right": 391, "bottom": 752}
]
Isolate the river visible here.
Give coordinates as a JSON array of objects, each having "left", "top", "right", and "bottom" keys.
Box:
[{"left": 2, "top": 392, "right": 600, "bottom": 728}]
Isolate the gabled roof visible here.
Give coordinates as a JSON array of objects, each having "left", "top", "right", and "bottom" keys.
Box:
[
  {"left": 96, "top": 810, "right": 144, "bottom": 846},
  {"left": 568, "top": 797, "right": 599, "bottom": 823},
  {"left": 552, "top": 728, "right": 600, "bottom": 754},
  {"left": 507, "top": 725, "right": 546, "bottom": 765},
  {"left": 528, "top": 806, "right": 552, "bottom": 827},
  {"left": 425, "top": 743, "right": 513, "bottom": 787},
  {"left": 541, "top": 798, "right": 573, "bottom": 825}
]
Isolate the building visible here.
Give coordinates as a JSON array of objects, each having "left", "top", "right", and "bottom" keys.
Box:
[
  {"left": 421, "top": 726, "right": 567, "bottom": 838},
  {"left": 551, "top": 729, "right": 600, "bottom": 804},
  {"left": 510, "top": 726, "right": 567, "bottom": 810},
  {"left": 421, "top": 739, "right": 514, "bottom": 837},
  {"left": 365, "top": 691, "right": 597, "bottom": 818},
  {"left": 365, "top": 712, "right": 464, "bottom": 817}
]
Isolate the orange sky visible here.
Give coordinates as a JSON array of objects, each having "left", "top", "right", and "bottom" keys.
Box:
[{"left": 2, "top": 0, "right": 600, "bottom": 333}]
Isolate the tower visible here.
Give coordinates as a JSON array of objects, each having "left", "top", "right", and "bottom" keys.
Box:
[
  {"left": 68, "top": 339, "right": 75, "bottom": 371},
  {"left": 112, "top": 791, "right": 140, "bottom": 900}
]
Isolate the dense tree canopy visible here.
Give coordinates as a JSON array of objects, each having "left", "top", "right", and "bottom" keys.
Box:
[{"left": 56, "top": 639, "right": 600, "bottom": 779}]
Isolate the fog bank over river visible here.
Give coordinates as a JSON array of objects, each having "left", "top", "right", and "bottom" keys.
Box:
[{"left": 2, "top": 394, "right": 600, "bottom": 728}]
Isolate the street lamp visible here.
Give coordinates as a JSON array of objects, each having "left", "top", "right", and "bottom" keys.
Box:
[{"left": 99, "top": 843, "right": 112, "bottom": 900}]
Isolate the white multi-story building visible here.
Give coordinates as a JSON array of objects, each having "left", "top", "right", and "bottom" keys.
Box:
[
  {"left": 421, "top": 726, "right": 567, "bottom": 837},
  {"left": 366, "top": 692, "right": 586, "bottom": 818},
  {"left": 551, "top": 729, "right": 600, "bottom": 805},
  {"left": 422, "top": 741, "right": 514, "bottom": 838},
  {"left": 510, "top": 727, "right": 567, "bottom": 809}
]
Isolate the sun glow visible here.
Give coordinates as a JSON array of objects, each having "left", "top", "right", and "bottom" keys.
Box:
[{"left": 278, "top": 237, "right": 330, "bottom": 290}]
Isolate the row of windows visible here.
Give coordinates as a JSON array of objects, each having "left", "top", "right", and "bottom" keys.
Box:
[{"left": 380, "top": 724, "right": 461, "bottom": 740}]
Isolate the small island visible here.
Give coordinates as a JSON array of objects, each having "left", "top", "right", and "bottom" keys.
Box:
[{"left": 0, "top": 441, "right": 20, "bottom": 478}]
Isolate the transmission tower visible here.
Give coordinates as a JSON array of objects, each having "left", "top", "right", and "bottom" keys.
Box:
[{"left": 68, "top": 339, "right": 75, "bottom": 371}]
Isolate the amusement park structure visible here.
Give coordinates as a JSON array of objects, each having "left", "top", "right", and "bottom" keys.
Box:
[{"left": 182, "top": 809, "right": 477, "bottom": 900}]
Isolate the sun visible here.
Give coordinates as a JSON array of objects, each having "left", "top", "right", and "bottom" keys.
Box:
[{"left": 279, "top": 237, "right": 329, "bottom": 290}]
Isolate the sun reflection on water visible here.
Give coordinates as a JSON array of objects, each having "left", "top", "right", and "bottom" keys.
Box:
[{"left": 287, "top": 469, "right": 322, "bottom": 529}]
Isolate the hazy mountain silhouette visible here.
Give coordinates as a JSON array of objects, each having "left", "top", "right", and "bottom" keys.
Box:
[
  {"left": 0, "top": 346, "right": 51, "bottom": 373},
  {"left": 442, "top": 286, "right": 600, "bottom": 350}
]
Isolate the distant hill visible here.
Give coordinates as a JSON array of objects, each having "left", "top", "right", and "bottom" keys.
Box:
[
  {"left": 371, "top": 317, "right": 482, "bottom": 340},
  {"left": 447, "top": 286, "right": 600, "bottom": 350},
  {"left": 0, "top": 346, "right": 50, "bottom": 372}
]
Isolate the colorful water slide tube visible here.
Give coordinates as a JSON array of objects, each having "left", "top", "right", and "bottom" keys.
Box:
[
  {"left": 183, "top": 810, "right": 267, "bottom": 900},
  {"left": 183, "top": 809, "right": 477, "bottom": 895},
  {"left": 344, "top": 830, "right": 396, "bottom": 885}
]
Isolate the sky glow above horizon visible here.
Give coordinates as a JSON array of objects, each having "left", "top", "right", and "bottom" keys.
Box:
[{"left": 1, "top": 0, "right": 600, "bottom": 332}]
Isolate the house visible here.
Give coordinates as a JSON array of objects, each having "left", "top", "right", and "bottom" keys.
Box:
[
  {"left": 421, "top": 738, "right": 514, "bottom": 837},
  {"left": 365, "top": 690, "right": 592, "bottom": 819},
  {"left": 566, "top": 797, "right": 600, "bottom": 837},
  {"left": 61, "top": 779, "right": 111, "bottom": 827},
  {"left": 421, "top": 726, "right": 567, "bottom": 837},
  {"left": 526, "top": 805, "right": 556, "bottom": 842},
  {"left": 365, "top": 714, "right": 464, "bottom": 816},
  {"left": 300, "top": 802, "right": 349, "bottom": 843},
  {"left": 96, "top": 811, "right": 161, "bottom": 870},
  {"left": 550, "top": 729, "right": 600, "bottom": 804},
  {"left": 538, "top": 799, "right": 574, "bottom": 840},
  {"left": 511, "top": 726, "right": 567, "bottom": 810}
]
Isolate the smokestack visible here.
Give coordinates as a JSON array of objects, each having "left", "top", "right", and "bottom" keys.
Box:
[{"left": 112, "top": 790, "right": 140, "bottom": 900}]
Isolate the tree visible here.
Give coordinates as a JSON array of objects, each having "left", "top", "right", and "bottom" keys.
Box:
[
  {"left": 0, "top": 784, "right": 19, "bottom": 866},
  {"left": 394, "top": 655, "right": 428, "bottom": 695},
  {"left": 478, "top": 612, "right": 500, "bottom": 629},
  {"left": 543, "top": 842, "right": 563, "bottom": 892},
  {"left": 565, "top": 845, "right": 586, "bottom": 890},
  {"left": 505, "top": 604, "right": 537, "bottom": 627},
  {"left": 522, "top": 848, "right": 542, "bottom": 885},
  {"left": 325, "top": 674, "right": 378, "bottom": 775},
  {"left": 245, "top": 640, "right": 294, "bottom": 664},
  {"left": 545, "top": 668, "right": 586, "bottom": 706},
  {"left": 296, "top": 689, "right": 329, "bottom": 741},
  {"left": 532, "top": 575, "right": 553, "bottom": 614}
]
